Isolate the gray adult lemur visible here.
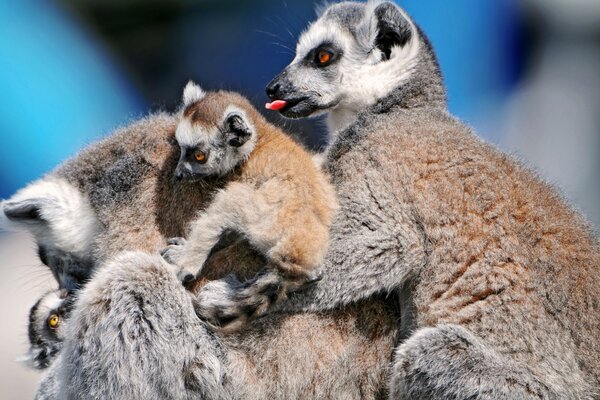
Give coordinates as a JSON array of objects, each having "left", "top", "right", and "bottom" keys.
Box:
[
  {"left": 23, "top": 289, "right": 74, "bottom": 370},
  {"left": 1, "top": 108, "right": 396, "bottom": 396},
  {"left": 257, "top": 1, "right": 600, "bottom": 398}
]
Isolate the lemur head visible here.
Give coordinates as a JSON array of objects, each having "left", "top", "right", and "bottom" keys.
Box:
[
  {"left": 24, "top": 289, "right": 74, "bottom": 369},
  {"left": 1, "top": 179, "right": 97, "bottom": 291},
  {"left": 266, "top": 1, "right": 444, "bottom": 130},
  {"left": 175, "top": 82, "right": 258, "bottom": 182}
]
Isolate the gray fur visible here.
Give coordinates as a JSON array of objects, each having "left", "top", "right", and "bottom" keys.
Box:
[
  {"left": 266, "top": 1, "right": 600, "bottom": 398},
  {"left": 390, "top": 325, "right": 584, "bottom": 399},
  {"left": 6, "top": 1, "right": 599, "bottom": 398},
  {"left": 3, "top": 111, "right": 397, "bottom": 398},
  {"left": 57, "top": 252, "right": 231, "bottom": 400},
  {"left": 36, "top": 252, "right": 398, "bottom": 399}
]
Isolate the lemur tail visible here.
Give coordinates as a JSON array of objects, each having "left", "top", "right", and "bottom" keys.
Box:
[{"left": 193, "top": 270, "right": 320, "bottom": 333}]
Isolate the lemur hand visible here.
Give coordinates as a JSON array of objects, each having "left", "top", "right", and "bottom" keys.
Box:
[{"left": 160, "top": 237, "right": 196, "bottom": 286}]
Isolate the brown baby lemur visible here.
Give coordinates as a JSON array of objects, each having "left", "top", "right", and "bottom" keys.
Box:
[{"left": 162, "top": 82, "right": 337, "bottom": 332}]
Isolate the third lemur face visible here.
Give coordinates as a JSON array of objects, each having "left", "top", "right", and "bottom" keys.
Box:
[
  {"left": 266, "top": 1, "right": 420, "bottom": 118},
  {"left": 25, "top": 289, "right": 74, "bottom": 369},
  {"left": 174, "top": 82, "right": 257, "bottom": 181}
]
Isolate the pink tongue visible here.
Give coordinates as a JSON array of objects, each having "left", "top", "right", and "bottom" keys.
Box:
[{"left": 265, "top": 100, "right": 287, "bottom": 111}]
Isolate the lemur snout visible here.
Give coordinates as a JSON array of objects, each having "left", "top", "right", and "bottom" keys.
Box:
[
  {"left": 266, "top": 70, "right": 294, "bottom": 101},
  {"left": 266, "top": 81, "right": 281, "bottom": 100},
  {"left": 175, "top": 163, "right": 192, "bottom": 181}
]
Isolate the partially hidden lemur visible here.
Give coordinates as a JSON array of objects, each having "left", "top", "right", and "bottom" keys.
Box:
[
  {"left": 259, "top": 1, "right": 600, "bottom": 398},
  {"left": 2, "top": 111, "right": 397, "bottom": 396},
  {"left": 24, "top": 289, "right": 74, "bottom": 370},
  {"left": 161, "top": 83, "right": 336, "bottom": 331}
]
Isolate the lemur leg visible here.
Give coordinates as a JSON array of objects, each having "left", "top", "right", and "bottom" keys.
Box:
[
  {"left": 45, "top": 252, "right": 231, "bottom": 400},
  {"left": 193, "top": 228, "right": 326, "bottom": 332},
  {"left": 191, "top": 197, "right": 325, "bottom": 331},
  {"left": 162, "top": 183, "right": 256, "bottom": 281},
  {"left": 389, "top": 324, "right": 583, "bottom": 400}
]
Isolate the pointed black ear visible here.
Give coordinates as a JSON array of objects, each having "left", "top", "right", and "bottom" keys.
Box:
[
  {"left": 373, "top": 2, "right": 413, "bottom": 60},
  {"left": 223, "top": 113, "right": 253, "bottom": 148},
  {"left": 3, "top": 198, "right": 49, "bottom": 222}
]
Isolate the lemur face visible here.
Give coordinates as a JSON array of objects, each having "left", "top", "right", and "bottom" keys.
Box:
[
  {"left": 175, "top": 83, "right": 257, "bottom": 181},
  {"left": 266, "top": 1, "right": 419, "bottom": 119},
  {"left": 24, "top": 289, "right": 74, "bottom": 369}
]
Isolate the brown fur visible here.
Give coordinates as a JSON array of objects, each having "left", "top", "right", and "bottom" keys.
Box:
[
  {"left": 48, "top": 112, "right": 397, "bottom": 398},
  {"left": 163, "top": 91, "right": 337, "bottom": 330},
  {"left": 190, "top": 91, "right": 336, "bottom": 276},
  {"left": 322, "top": 106, "right": 600, "bottom": 393}
]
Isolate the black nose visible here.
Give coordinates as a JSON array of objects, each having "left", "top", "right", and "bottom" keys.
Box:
[
  {"left": 266, "top": 81, "right": 280, "bottom": 100},
  {"left": 175, "top": 171, "right": 184, "bottom": 181}
]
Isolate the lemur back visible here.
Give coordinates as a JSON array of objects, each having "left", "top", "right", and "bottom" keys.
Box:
[
  {"left": 162, "top": 84, "right": 337, "bottom": 331},
  {"left": 261, "top": 1, "right": 600, "bottom": 397}
]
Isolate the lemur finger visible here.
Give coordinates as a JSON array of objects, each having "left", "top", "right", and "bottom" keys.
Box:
[
  {"left": 176, "top": 268, "right": 197, "bottom": 286},
  {"left": 304, "top": 271, "right": 323, "bottom": 285}
]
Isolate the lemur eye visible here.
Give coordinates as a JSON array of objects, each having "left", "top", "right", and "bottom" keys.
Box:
[
  {"left": 194, "top": 151, "right": 207, "bottom": 163},
  {"left": 47, "top": 314, "right": 60, "bottom": 329},
  {"left": 316, "top": 50, "right": 333, "bottom": 66}
]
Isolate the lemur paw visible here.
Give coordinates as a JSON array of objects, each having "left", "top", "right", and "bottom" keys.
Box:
[
  {"left": 160, "top": 237, "right": 188, "bottom": 266},
  {"left": 193, "top": 273, "right": 284, "bottom": 333},
  {"left": 160, "top": 237, "right": 196, "bottom": 286}
]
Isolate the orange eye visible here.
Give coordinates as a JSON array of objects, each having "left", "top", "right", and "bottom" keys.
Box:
[
  {"left": 194, "top": 151, "right": 206, "bottom": 163},
  {"left": 48, "top": 314, "right": 59, "bottom": 329},
  {"left": 317, "top": 50, "right": 332, "bottom": 65}
]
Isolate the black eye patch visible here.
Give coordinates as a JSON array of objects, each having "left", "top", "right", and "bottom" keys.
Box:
[{"left": 303, "top": 41, "right": 342, "bottom": 67}]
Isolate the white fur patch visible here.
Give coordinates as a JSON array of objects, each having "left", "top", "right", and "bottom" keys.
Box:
[
  {"left": 175, "top": 118, "right": 202, "bottom": 148},
  {"left": 296, "top": 2, "right": 422, "bottom": 134},
  {"left": 40, "top": 290, "right": 64, "bottom": 311},
  {"left": 183, "top": 81, "right": 206, "bottom": 106},
  {"left": 1, "top": 178, "right": 100, "bottom": 258}
]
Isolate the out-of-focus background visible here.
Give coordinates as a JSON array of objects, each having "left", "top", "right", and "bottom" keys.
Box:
[{"left": 0, "top": 0, "right": 598, "bottom": 397}]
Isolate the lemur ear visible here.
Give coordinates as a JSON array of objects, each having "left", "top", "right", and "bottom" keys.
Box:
[
  {"left": 371, "top": 2, "right": 413, "bottom": 60},
  {"left": 2, "top": 199, "right": 48, "bottom": 223},
  {"left": 183, "top": 81, "right": 206, "bottom": 106},
  {"left": 223, "top": 112, "right": 253, "bottom": 148}
]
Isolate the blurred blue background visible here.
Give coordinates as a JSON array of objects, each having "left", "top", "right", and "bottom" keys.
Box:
[{"left": 0, "top": 0, "right": 598, "bottom": 227}]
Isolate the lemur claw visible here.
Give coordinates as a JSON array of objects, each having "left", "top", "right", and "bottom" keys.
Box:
[
  {"left": 161, "top": 237, "right": 187, "bottom": 266},
  {"left": 167, "top": 237, "right": 187, "bottom": 246}
]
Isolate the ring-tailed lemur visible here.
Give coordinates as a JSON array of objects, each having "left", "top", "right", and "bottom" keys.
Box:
[
  {"left": 2, "top": 115, "right": 397, "bottom": 397},
  {"left": 264, "top": 1, "right": 600, "bottom": 398},
  {"left": 5, "top": 1, "right": 598, "bottom": 397},
  {"left": 22, "top": 289, "right": 74, "bottom": 370},
  {"left": 162, "top": 83, "right": 337, "bottom": 331}
]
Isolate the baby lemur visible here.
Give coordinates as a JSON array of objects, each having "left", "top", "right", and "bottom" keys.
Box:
[
  {"left": 162, "top": 82, "right": 337, "bottom": 331},
  {"left": 24, "top": 289, "right": 74, "bottom": 369}
]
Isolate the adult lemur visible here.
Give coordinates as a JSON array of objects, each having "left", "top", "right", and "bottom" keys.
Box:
[
  {"left": 261, "top": 1, "right": 599, "bottom": 398},
  {"left": 2, "top": 115, "right": 396, "bottom": 398},
  {"left": 2, "top": 1, "right": 598, "bottom": 399}
]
